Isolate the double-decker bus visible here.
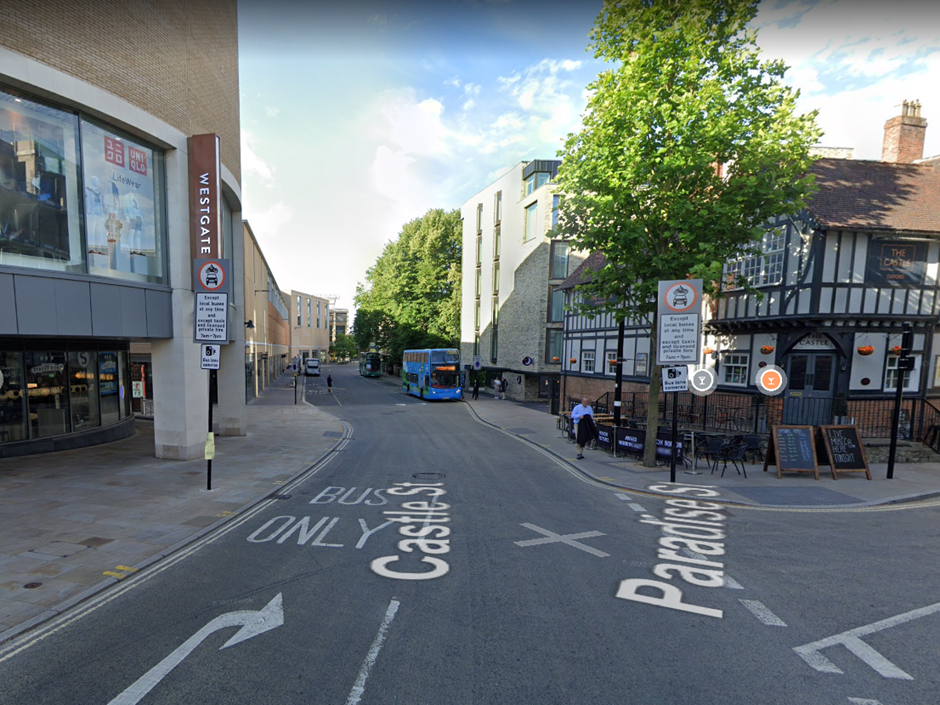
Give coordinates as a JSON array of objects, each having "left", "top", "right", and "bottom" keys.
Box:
[
  {"left": 402, "top": 348, "right": 462, "bottom": 400},
  {"left": 359, "top": 350, "right": 382, "bottom": 377}
]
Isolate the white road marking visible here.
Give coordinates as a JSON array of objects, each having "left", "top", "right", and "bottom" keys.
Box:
[
  {"left": 107, "top": 594, "right": 284, "bottom": 704},
  {"left": 680, "top": 549, "right": 743, "bottom": 589},
  {"left": 739, "top": 599, "right": 787, "bottom": 627},
  {"left": 848, "top": 699, "right": 883, "bottom": 704},
  {"left": 514, "top": 523, "right": 610, "bottom": 558},
  {"left": 614, "top": 492, "right": 632, "bottom": 501},
  {"left": 628, "top": 503, "right": 647, "bottom": 512},
  {"left": 345, "top": 599, "right": 401, "bottom": 705},
  {"left": 794, "top": 601, "right": 940, "bottom": 679},
  {"left": 395, "top": 404, "right": 406, "bottom": 406}
]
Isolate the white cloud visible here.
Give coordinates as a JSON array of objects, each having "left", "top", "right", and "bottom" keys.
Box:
[
  {"left": 264, "top": 106, "right": 280, "bottom": 117},
  {"left": 464, "top": 82, "right": 481, "bottom": 96},
  {"left": 246, "top": 200, "right": 294, "bottom": 239},
  {"left": 241, "top": 130, "right": 276, "bottom": 186},
  {"left": 445, "top": 76, "right": 461, "bottom": 88},
  {"left": 463, "top": 99, "right": 476, "bottom": 111}
]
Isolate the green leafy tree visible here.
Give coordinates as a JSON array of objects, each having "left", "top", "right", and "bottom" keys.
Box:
[
  {"left": 556, "top": 0, "right": 821, "bottom": 466},
  {"left": 354, "top": 208, "right": 462, "bottom": 366},
  {"left": 329, "top": 333, "right": 358, "bottom": 362}
]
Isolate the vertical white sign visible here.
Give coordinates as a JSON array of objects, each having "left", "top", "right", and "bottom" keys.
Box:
[{"left": 657, "top": 279, "right": 703, "bottom": 366}]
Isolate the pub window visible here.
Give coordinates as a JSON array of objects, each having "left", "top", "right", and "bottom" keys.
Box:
[
  {"left": 724, "top": 228, "right": 787, "bottom": 289},
  {"left": 582, "top": 351, "right": 595, "bottom": 373},
  {"left": 722, "top": 353, "right": 749, "bottom": 386},
  {"left": 885, "top": 355, "right": 921, "bottom": 393},
  {"left": 606, "top": 351, "right": 618, "bottom": 373}
]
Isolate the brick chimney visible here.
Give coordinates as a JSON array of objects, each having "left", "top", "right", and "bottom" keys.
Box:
[{"left": 882, "top": 100, "right": 927, "bottom": 163}]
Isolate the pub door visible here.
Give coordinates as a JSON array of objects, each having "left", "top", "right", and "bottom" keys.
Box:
[{"left": 782, "top": 352, "right": 836, "bottom": 426}]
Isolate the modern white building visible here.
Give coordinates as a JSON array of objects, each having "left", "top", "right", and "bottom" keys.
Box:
[{"left": 460, "top": 160, "right": 583, "bottom": 405}]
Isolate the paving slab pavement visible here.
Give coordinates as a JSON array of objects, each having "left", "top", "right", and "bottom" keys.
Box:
[
  {"left": 462, "top": 393, "right": 940, "bottom": 509},
  {"left": 0, "top": 372, "right": 342, "bottom": 643}
]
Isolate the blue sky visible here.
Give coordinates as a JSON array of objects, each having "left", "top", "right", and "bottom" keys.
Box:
[{"left": 238, "top": 0, "right": 940, "bottom": 314}]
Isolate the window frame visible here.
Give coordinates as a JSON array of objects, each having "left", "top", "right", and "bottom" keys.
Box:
[
  {"left": 548, "top": 286, "right": 565, "bottom": 323},
  {"left": 524, "top": 201, "right": 538, "bottom": 242},
  {"left": 582, "top": 350, "right": 595, "bottom": 374},
  {"left": 722, "top": 352, "right": 749, "bottom": 386},
  {"left": 550, "top": 240, "right": 569, "bottom": 280},
  {"left": 546, "top": 329, "right": 563, "bottom": 364},
  {"left": 884, "top": 354, "right": 922, "bottom": 393}
]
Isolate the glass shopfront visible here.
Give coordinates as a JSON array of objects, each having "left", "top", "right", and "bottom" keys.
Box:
[
  {"left": 0, "top": 344, "right": 130, "bottom": 446},
  {"left": 0, "top": 86, "right": 166, "bottom": 283}
]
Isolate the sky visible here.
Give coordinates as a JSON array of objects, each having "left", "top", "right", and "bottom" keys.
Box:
[{"left": 237, "top": 0, "right": 940, "bottom": 317}]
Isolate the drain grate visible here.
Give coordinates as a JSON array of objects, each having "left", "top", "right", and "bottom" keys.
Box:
[{"left": 413, "top": 472, "right": 444, "bottom": 480}]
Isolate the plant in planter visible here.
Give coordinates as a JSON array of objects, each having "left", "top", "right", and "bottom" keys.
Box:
[
  {"left": 892, "top": 345, "right": 902, "bottom": 355},
  {"left": 857, "top": 345, "right": 874, "bottom": 356},
  {"left": 570, "top": 358, "right": 577, "bottom": 364},
  {"left": 760, "top": 345, "right": 775, "bottom": 355},
  {"left": 703, "top": 347, "right": 714, "bottom": 355}
]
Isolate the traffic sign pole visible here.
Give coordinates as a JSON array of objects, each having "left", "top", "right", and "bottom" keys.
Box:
[{"left": 670, "top": 392, "right": 679, "bottom": 483}]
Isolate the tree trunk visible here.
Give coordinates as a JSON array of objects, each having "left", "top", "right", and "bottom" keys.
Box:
[{"left": 643, "top": 313, "right": 661, "bottom": 468}]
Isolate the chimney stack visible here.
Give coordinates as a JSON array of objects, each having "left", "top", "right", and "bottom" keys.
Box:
[{"left": 882, "top": 99, "right": 927, "bottom": 163}]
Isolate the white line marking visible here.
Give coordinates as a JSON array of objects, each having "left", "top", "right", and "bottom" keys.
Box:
[
  {"left": 794, "top": 601, "right": 940, "bottom": 679},
  {"left": 739, "top": 599, "right": 787, "bottom": 627},
  {"left": 723, "top": 575, "right": 744, "bottom": 590},
  {"left": 848, "top": 699, "right": 883, "bottom": 704},
  {"left": 628, "top": 503, "right": 647, "bottom": 512},
  {"left": 614, "top": 492, "right": 632, "bottom": 501},
  {"left": 514, "top": 523, "right": 610, "bottom": 558},
  {"left": 345, "top": 599, "right": 401, "bottom": 705}
]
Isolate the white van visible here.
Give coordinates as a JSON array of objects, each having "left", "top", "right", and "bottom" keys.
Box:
[{"left": 305, "top": 358, "right": 321, "bottom": 377}]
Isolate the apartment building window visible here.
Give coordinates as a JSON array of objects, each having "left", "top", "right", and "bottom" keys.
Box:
[
  {"left": 493, "top": 225, "right": 501, "bottom": 259},
  {"left": 492, "top": 263, "right": 500, "bottom": 294},
  {"left": 548, "top": 287, "right": 565, "bottom": 322},
  {"left": 473, "top": 335, "right": 480, "bottom": 356},
  {"left": 547, "top": 329, "right": 563, "bottom": 363},
  {"left": 307, "top": 299, "right": 312, "bottom": 327},
  {"left": 491, "top": 298, "right": 499, "bottom": 328},
  {"left": 475, "top": 235, "right": 482, "bottom": 266},
  {"left": 723, "top": 353, "right": 749, "bottom": 385},
  {"left": 317, "top": 301, "right": 321, "bottom": 328},
  {"left": 474, "top": 300, "right": 481, "bottom": 329},
  {"left": 582, "top": 351, "right": 595, "bottom": 373},
  {"left": 296, "top": 296, "right": 302, "bottom": 326},
  {"left": 885, "top": 355, "right": 921, "bottom": 392},
  {"left": 606, "top": 351, "right": 618, "bottom": 373},
  {"left": 475, "top": 268, "right": 482, "bottom": 297},
  {"left": 494, "top": 191, "right": 502, "bottom": 224},
  {"left": 550, "top": 241, "right": 569, "bottom": 279},
  {"left": 524, "top": 172, "right": 550, "bottom": 196},
  {"left": 524, "top": 202, "right": 538, "bottom": 242},
  {"left": 490, "top": 328, "right": 498, "bottom": 363},
  {"left": 552, "top": 195, "right": 560, "bottom": 229},
  {"left": 476, "top": 202, "right": 483, "bottom": 233}
]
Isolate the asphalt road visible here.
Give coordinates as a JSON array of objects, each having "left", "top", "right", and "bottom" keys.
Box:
[{"left": 1, "top": 363, "right": 938, "bottom": 704}]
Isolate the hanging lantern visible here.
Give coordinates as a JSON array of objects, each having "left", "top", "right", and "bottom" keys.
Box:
[
  {"left": 760, "top": 345, "right": 775, "bottom": 355},
  {"left": 857, "top": 345, "right": 874, "bottom": 356}
]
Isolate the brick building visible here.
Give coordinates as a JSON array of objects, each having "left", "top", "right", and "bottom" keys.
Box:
[{"left": 0, "top": 1, "right": 244, "bottom": 458}]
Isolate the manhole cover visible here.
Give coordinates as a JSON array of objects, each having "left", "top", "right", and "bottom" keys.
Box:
[
  {"left": 24, "top": 582, "right": 42, "bottom": 589},
  {"left": 412, "top": 472, "right": 444, "bottom": 480}
]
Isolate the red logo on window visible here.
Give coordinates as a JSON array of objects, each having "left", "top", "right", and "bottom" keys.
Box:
[
  {"left": 128, "top": 146, "right": 147, "bottom": 176},
  {"left": 104, "top": 136, "right": 125, "bottom": 168}
]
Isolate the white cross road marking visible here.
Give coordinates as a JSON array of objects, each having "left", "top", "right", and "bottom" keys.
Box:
[
  {"left": 514, "top": 523, "right": 610, "bottom": 558},
  {"left": 739, "top": 599, "right": 787, "bottom": 627},
  {"left": 794, "top": 601, "right": 940, "bottom": 680}
]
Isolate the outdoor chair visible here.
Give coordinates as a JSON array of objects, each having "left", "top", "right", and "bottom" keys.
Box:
[
  {"left": 742, "top": 434, "right": 764, "bottom": 464},
  {"left": 695, "top": 435, "right": 726, "bottom": 472},
  {"left": 716, "top": 443, "right": 748, "bottom": 478}
]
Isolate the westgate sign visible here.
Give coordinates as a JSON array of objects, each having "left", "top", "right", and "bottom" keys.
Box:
[
  {"left": 188, "top": 134, "right": 222, "bottom": 261},
  {"left": 657, "top": 279, "right": 703, "bottom": 366}
]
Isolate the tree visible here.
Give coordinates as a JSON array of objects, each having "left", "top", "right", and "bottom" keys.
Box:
[
  {"left": 555, "top": 0, "right": 821, "bottom": 466},
  {"left": 354, "top": 208, "right": 462, "bottom": 366},
  {"left": 329, "top": 333, "right": 358, "bottom": 362}
]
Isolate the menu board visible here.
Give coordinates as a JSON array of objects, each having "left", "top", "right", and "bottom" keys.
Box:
[
  {"left": 819, "top": 425, "right": 872, "bottom": 480},
  {"left": 764, "top": 425, "right": 820, "bottom": 480}
]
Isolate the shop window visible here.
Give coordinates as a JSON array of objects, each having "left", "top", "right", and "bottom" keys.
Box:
[
  {"left": 0, "top": 89, "right": 83, "bottom": 273},
  {"left": 68, "top": 351, "right": 100, "bottom": 432},
  {"left": 118, "top": 350, "right": 130, "bottom": 419},
  {"left": 0, "top": 351, "right": 26, "bottom": 442},
  {"left": 82, "top": 119, "right": 166, "bottom": 284},
  {"left": 25, "top": 351, "right": 69, "bottom": 438}
]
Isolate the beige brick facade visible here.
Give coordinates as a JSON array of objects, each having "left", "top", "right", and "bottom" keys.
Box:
[{"left": 0, "top": 0, "right": 240, "bottom": 183}]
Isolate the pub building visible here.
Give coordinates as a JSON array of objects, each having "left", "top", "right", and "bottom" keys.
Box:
[{"left": 560, "top": 101, "right": 940, "bottom": 438}]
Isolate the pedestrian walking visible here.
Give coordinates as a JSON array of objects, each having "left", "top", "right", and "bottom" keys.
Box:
[
  {"left": 500, "top": 376, "right": 508, "bottom": 400},
  {"left": 493, "top": 378, "right": 501, "bottom": 399},
  {"left": 571, "top": 396, "right": 597, "bottom": 459},
  {"left": 326, "top": 374, "right": 333, "bottom": 393},
  {"left": 472, "top": 376, "right": 479, "bottom": 400}
]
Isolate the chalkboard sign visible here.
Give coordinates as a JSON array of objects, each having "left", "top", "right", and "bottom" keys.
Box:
[
  {"left": 819, "top": 425, "right": 872, "bottom": 480},
  {"left": 764, "top": 425, "right": 820, "bottom": 480}
]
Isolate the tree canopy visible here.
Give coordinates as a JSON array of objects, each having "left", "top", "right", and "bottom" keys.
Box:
[
  {"left": 554, "top": 0, "right": 821, "bottom": 464},
  {"left": 329, "top": 333, "right": 358, "bottom": 361},
  {"left": 353, "top": 208, "right": 462, "bottom": 367}
]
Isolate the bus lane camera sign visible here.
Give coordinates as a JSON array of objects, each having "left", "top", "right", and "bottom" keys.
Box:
[{"left": 657, "top": 279, "right": 703, "bottom": 366}]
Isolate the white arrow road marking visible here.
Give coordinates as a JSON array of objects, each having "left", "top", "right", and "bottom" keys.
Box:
[
  {"left": 514, "top": 523, "right": 610, "bottom": 558},
  {"left": 345, "top": 598, "right": 401, "bottom": 705},
  {"left": 107, "top": 593, "right": 284, "bottom": 705},
  {"left": 794, "top": 601, "right": 940, "bottom": 679}
]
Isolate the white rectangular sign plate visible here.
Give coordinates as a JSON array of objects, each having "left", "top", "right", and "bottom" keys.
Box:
[
  {"left": 657, "top": 279, "right": 703, "bottom": 366},
  {"left": 201, "top": 344, "right": 221, "bottom": 370},
  {"left": 661, "top": 366, "right": 689, "bottom": 393},
  {"left": 194, "top": 292, "right": 229, "bottom": 343}
]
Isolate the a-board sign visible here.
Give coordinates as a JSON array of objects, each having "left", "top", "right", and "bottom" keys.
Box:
[
  {"left": 764, "top": 425, "right": 819, "bottom": 480},
  {"left": 819, "top": 425, "right": 872, "bottom": 480}
]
